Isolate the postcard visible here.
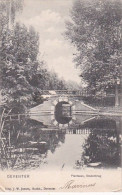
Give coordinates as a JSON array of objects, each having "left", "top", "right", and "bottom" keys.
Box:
[{"left": 0, "top": 0, "right": 121, "bottom": 192}]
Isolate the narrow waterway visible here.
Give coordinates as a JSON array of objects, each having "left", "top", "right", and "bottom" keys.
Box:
[{"left": 0, "top": 114, "right": 121, "bottom": 171}]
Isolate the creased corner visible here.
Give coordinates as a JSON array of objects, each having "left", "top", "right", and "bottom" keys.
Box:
[{"left": 0, "top": 186, "right": 5, "bottom": 192}]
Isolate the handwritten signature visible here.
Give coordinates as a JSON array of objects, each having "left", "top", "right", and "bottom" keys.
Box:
[{"left": 59, "top": 180, "right": 96, "bottom": 189}]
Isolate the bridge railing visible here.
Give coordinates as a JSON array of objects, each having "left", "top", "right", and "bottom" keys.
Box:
[
  {"left": 41, "top": 90, "right": 89, "bottom": 96},
  {"left": 40, "top": 90, "right": 116, "bottom": 97}
]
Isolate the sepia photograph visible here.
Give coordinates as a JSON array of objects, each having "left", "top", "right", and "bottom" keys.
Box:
[{"left": 0, "top": 0, "right": 122, "bottom": 192}]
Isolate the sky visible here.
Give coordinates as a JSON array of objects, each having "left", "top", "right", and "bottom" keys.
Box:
[{"left": 16, "top": 0, "right": 81, "bottom": 83}]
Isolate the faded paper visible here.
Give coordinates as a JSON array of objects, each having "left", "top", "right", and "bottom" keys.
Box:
[{"left": 0, "top": 0, "right": 122, "bottom": 192}]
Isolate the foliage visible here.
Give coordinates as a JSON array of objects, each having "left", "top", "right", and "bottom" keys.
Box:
[
  {"left": 0, "top": 0, "right": 67, "bottom": 111},
  {"left": 65, "top": 0, "right": 122, "bottom": 93},
  {"left": 0, "top": 0, "right": 23, "bottom": 34},
  {"left": 46, "top": 71, "right": 67, "bottom": 90},
  {"left": 82, "top": 130, "right": 120, "bottom": 167},
  {"left": 0, "top": 23, "right": 41, "bottom": 110}
]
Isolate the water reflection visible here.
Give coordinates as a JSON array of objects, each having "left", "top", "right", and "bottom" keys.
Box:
[{"left": 0, "top": 115, "right": 121, "bottom": 170}]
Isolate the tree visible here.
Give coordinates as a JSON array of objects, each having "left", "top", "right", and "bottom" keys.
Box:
[
  {"left": 0, "top": 0, "right": 24, "bottom": 110},
  {"left": 0, "top": 23, "right": 42, "bottom": 111},
  {"left": 0, "top": 0, "right": 71, "bottom": 112},
  {"left": 0, "top": 0, "right": 23, "bottom": 28},
  {"left": 65, "top": 0, "right": 122, "bottom": 95},
  {"left": 0, "top": 0, "right": 23, "bottom": 49},
  {"left": 0, "top": 21, "right": 67, "bottom": 110},
  {"left": 47, "top": 71, "right": 66, "bottom": 90}
]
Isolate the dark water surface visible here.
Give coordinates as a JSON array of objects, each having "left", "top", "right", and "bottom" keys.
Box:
[{"left": 0, "top": 114, "right": 121, "bottom": 171}]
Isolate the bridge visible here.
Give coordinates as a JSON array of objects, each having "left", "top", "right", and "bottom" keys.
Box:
[
  {"left": 2, "top": 92, "right": 121, "bottom": 126},
  {"left": 40, "top": 90, "right": 88, "bottom": 96},
  {"left": 40, "top": 89, "right": 116, "bottom": 97},
  {"left": 1, "top": 89, "right": 121, "bottom": 131}
]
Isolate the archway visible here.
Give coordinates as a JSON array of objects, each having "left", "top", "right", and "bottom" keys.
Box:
[{"left": 55, "top": 101, "right": 72, "bottom": 124}]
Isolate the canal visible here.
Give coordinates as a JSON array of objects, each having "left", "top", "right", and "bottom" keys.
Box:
[{"left": 0, "top": 96, "right": 121, "bottom": 171}]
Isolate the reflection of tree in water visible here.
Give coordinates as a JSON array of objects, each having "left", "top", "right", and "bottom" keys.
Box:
[
  {"left": 0, "top": 118, "right": 66, "bottom": 170},
  {"left": 82, "top": 118, "right": 117, "bottom": 129},
  {"left": 80, "top": 118, "right": 121, "bottom": 168},
  {"left": 1, "top": 116, "right": 121, "bottom": 170}
]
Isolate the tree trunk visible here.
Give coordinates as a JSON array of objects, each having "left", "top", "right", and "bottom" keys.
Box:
[
  {"left": 8, "top": 0, "right": 12, "bottom": 29},
  {"left": 115, "top": 82, "right": 119, "bottom": 107},
  {"left": 120, "top": 65, "right": 122, "bottom": 107}
]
